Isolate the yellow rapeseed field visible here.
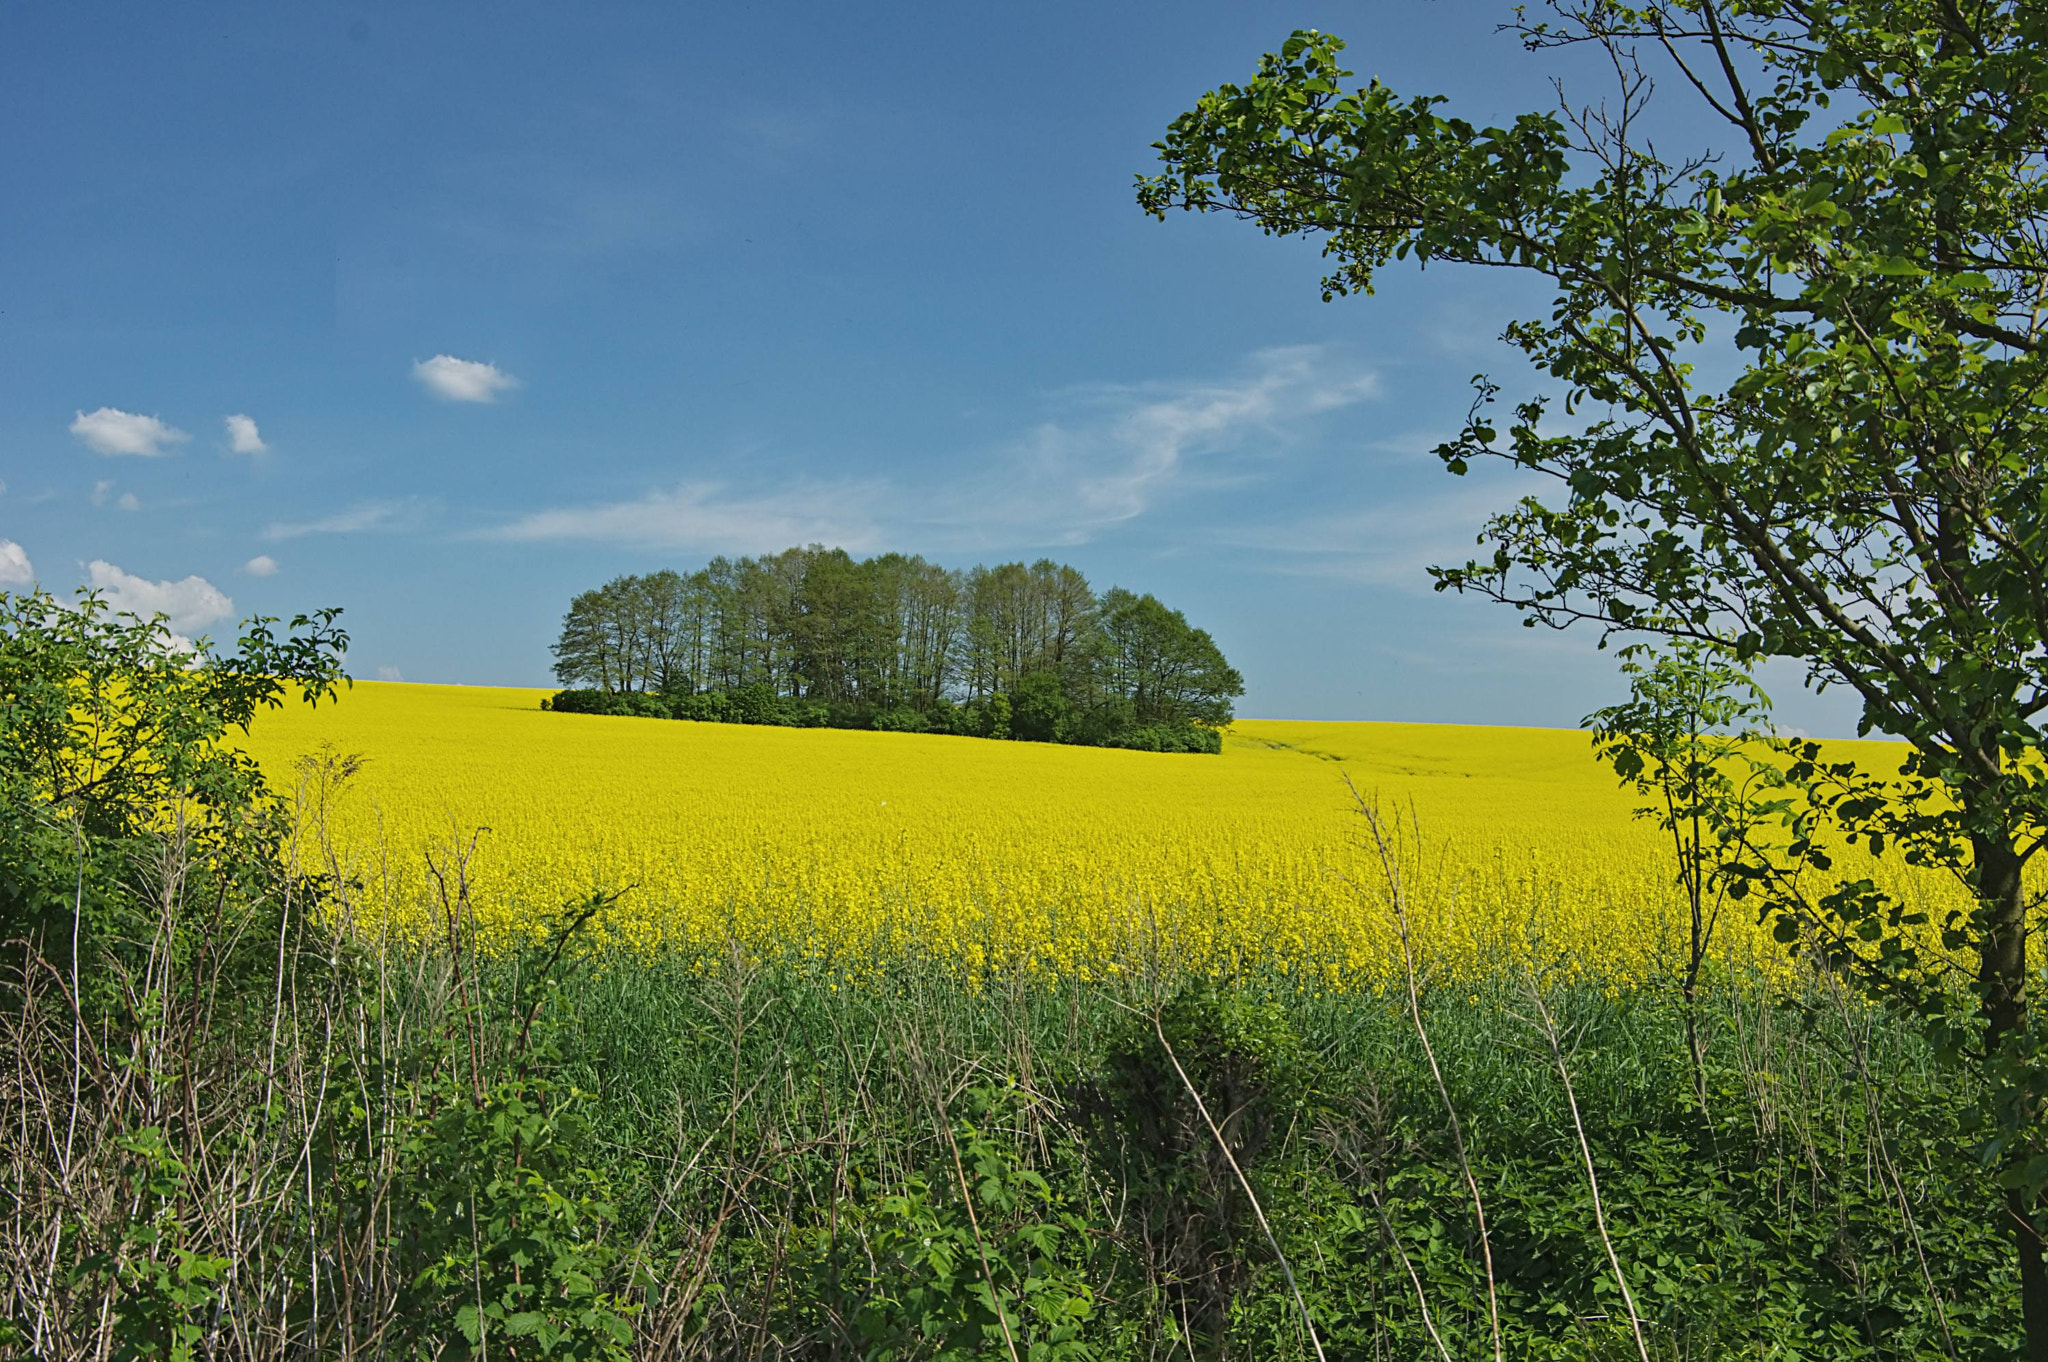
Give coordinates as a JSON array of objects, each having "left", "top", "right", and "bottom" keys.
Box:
[{"left": 237, "top": 681, "right": 1952, "bottom": 985}]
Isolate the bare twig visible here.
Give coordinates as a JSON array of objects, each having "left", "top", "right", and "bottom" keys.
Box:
[
  {"left": 1347, "top": 778, "right": 1505, "bottom": 1362},
  {"left": 1524, "top": 974, "right": 1654, "bottom": 1362},
  {"left": 940, "top": 1109, "right": 1026, "bottom": 1362},
  {"left": 1146, "top": 1004, "right": 1330, "bottom": 1362}
]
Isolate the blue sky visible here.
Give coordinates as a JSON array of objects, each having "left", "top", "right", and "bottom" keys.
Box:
[{"left": 0, "top": 1, "right": 1865, "bottom": 733}]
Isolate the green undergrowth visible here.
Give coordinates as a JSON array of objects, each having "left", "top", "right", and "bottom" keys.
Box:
[{"left": 494, "top": 950, "right": 2011, "bottom": 1359}]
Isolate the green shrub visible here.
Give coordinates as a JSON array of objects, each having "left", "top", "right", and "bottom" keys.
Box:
[
  {"left": 1103, "top": 723, "right": 1222, "bottom": 754},
  {"left": 1073, "top": 986, "right": 1310, "bottom": 1357},
  {"left": 786, "top": 1086, "right": 1099, "bottom": 1361},
  {"left": 872, "top": 705, "right": 930, "bottom": 733},
  {"left": 391, "top": 1072, "right": 638, "bottom": 1360},
  {"left": 1011, "top": 670, "right": 1070, "bottom": 743}
]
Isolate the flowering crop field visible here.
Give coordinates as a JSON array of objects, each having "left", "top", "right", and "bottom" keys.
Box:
[{"left": 238, "top": 681, "right": 1946, "bottom": 984}]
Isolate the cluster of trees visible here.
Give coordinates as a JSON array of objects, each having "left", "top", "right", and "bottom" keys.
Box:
[{"left": 546, "top": 546, "right": 1243, "bottom": 752}]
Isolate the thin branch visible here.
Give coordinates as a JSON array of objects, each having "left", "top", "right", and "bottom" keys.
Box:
[
  {"left": 1347, "top": 779, "right": 1504, "bottom": 1362},
  {"left": 1146, "top": 1004, "right": 1329, "bottom": 1362},
  {"left": 1524, "top": 975, "right": 1653, "bottom": 1362}
]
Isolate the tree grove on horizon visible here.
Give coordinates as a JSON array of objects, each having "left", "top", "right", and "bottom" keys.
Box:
[{"left": 547, "top": 545, "right": 1244, "bottom": 750}]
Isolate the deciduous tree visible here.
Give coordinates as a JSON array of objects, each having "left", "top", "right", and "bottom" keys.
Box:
[{"left": 1141, "top": 3, "right": 2048, "bottom": 1344}]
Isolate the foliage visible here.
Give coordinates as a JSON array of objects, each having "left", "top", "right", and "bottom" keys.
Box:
[
  {"left": 1140, "top": 3, "right": 2048, "bottom": 1345},
  {"left": 1093, "top": 589, "right": 1242, "bottom": 729},
  {"left": 1075, "top": 986, "right": 1310, "bottom": 1356},
  {"left": 546, "top": 545, "right": 1242, "bottom": 749},
  {"left": 570, "top": 959, "right": 2019, "bottom": 1358},
  {"left": 395, "top": 1073, "right": 637, "bottom": 1360},
  {"left": 786, "top": 1085, "right": 1100, "bottom": 1361},
  {"left": 1100, "top": 723, "right": 1223, "bottom": 755},
  {"left": 0, "top": 587, "right": 348, "bottom": 970},
  {"left": 75, "top": 1128, "right": 232, "bottom": 1362},
  {"left": 1586, "top": 642, "right": 1778, "bottom": 1095},
  {"left": 1011, "top": 669, "right": 1069, "bottom": 743}
]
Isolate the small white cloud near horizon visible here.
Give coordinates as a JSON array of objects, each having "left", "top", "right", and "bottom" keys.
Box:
[
  {"left": 116, "top": 492, "right": 139, "bottom": 512},
  {"left": 86, "top": 560, "right": 233, "bottom": 641},
  {"left": 413, "top": 355, "right": 519, "bottom": 403},
  {"left": 377, "top": 665, "right": 404, "bottom": 682},
  {"left": 242, "top": 554, "right": 278, "bottom": 577},
  {"left": 225, "top": 414, "right": 268, "bottom": 454},
  {"left": 0, "top": 539, "right": 33, "bottom": 588},
  {"left": 71, "top": 407, "right": 190, "bottom": 457}
]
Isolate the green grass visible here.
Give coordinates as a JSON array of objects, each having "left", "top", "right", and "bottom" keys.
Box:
[{"left": 506, "top": 950, "right": 2011, "bottom": 1359}]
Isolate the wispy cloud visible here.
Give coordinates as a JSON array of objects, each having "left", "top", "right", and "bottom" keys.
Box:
[
  {"left": 485, "top": 481, "right": 883, "bottom": 554},
  {"left": 225, "top": 413, "right": 268, "bottom": 454},
  {"left": 88, "top": 479, "right": 139, "bottom": 511},
  {"left": 86, "top": 560, "right": 233, "bottom": 641},
  {"left": 264, "top": 497, "right": 436, "bottom": 541},
  {"left": 993, "top": 346, "right": 1381, "bottom": 536},
  {"left": 0, "top": 539, "right": 32, "bottom": 588},
  {"left": 72, "top": 407, "right": 189, "bottom": 457},
  {"left": 1212, "top": 477, "right": 1534, "bottom": 590},
  {"left": 1360, "top": 425, "right": 1463, "bottom": 464},
  {"left": 413, "top": 354, "right": 519, "bottom": 403},
  {"left": 476, "top": 346, "right": 1382, "bottom": 555},
  {"left": 241, "top": 554, "right": 278, "bottom": 577}
]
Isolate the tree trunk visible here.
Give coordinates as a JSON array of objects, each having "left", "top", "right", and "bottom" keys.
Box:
[{"left": 1974, "top": 831, "right": 2048, "bottom": 1358}]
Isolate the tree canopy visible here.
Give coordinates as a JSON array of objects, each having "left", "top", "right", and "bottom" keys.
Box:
[
  {"left": 546, "top": 546, "right": 1242, "bottom": 752},
  {"left": 1143, "top": 1, "right": 2048, "bottom": 1346},
  {"left": 0, "top": 589, "right": 348, "bottom": 984}
]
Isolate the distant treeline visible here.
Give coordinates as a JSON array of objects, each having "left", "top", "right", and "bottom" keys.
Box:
[{"left": 545, "top": 546, "right": 1243, "bottom": 752}]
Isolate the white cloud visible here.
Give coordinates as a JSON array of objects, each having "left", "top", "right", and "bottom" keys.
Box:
[
  {"left": 71, "top": 407, "right": 190, "bottom": 457},
  {"left": 1065, "top": 347, "right": 1379, "bottom": 522},
  {"left": 0, "top": 479, "right": 8, "bottom": 497},
  {"left": 241, "top": 554, "right": 278, "bottom": 577},
  {"left": 478, "top": 346, "right": 1381, "bottom": 555},
  {"left": 0, "top": 539, "right": 33, "bottom": 588},
  {"left": 484, "top": 481, "right": 882, "bottom": 553},
  {"left": 224, "top": 413, "right": 268, "bottom": 454},
  {"left": 376, "top": 665, "right": 404, "bottom": 682},
  {"left": 91, "top": 479, "right": 114, "bottom": 507},
  {"left": 928, "top": 345, "right": 1382, "bottom": 545},
  {"left": 86, "top": 560, "right": 233, "bottom": 639},
  {"left": 1213, "top": 475, "right": 1543, "bottom": 590},
  {"left": 413, "top": 354, "right": 518, "bottom": 403},
  {"left": 263, "top": 497, "right": 435, "bottom": 541},
  {"left": 116, "top": 492, "right": 139, "bottom": 512}
]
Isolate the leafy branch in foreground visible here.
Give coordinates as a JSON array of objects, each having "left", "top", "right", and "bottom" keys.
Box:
[{"left": 0, "top": 588, "right": 349, "bottom": 974}]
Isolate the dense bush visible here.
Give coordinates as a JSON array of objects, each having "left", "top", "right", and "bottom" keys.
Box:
[
  {"left": 545, "top": 683, "right": 1226, "bottom": 753},
  {"left": 555, "top": 960, "right": 2013, "bottom": 1359},
  {"left": 1102, "top": 722, "right": 1225, "bottom": 754},
  {"left": 869, "top": 704, "right": 930, "bottom": 733}
]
